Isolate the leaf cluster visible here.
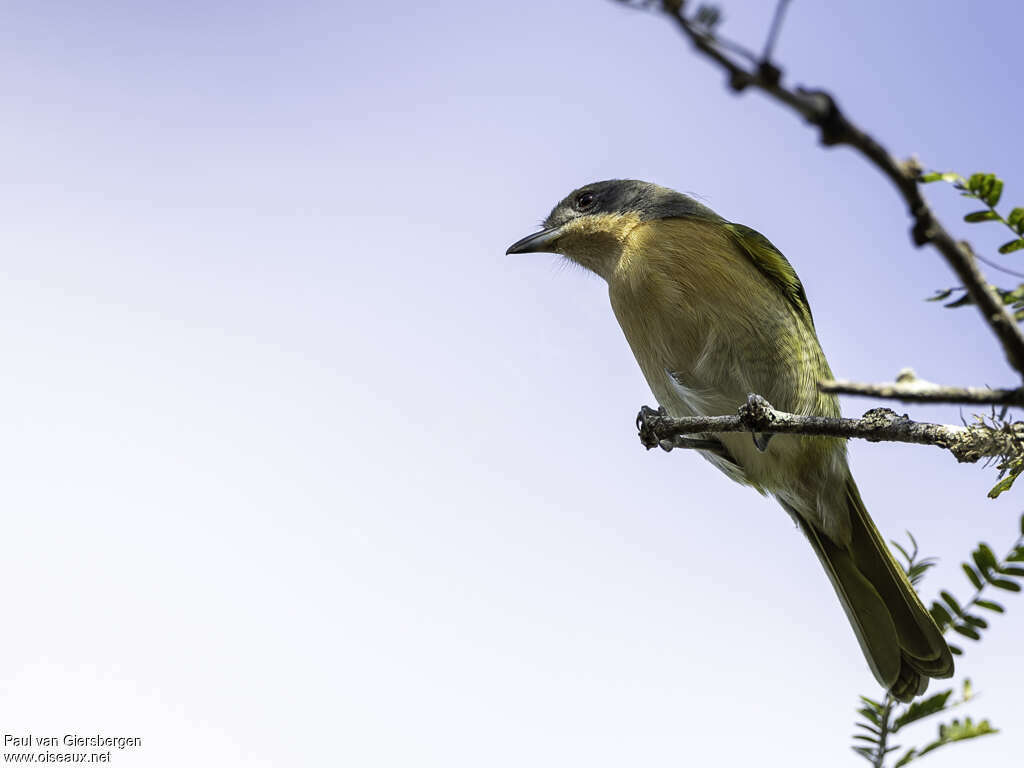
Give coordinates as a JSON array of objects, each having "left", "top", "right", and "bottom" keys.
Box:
[
  {"left": 974, "top": 410, "right": 1024, "bottom": 498},
  {"left": 920, "top": 171, "right": 1024, "bottom": 255},
  {"left": 928, "top": 284, "right": 1024, "bottom": 321},
  {"left": 853, "top": 681, "right": 997, "bottom": 767},
  {"left": 927, "top": 514, "right": 1024, "bottom": 655},
  {"left": 892, "top": 712, "right": 998, "bottom": 767},
  {"left": 852, "top": 521, "right": 1023, "bottom": 767},
  {"left": 922, "top": 171, "right": 1024, "bottom": 320},
  {"left": 890, "top": 533, "right": 937, "bottom": 588}
]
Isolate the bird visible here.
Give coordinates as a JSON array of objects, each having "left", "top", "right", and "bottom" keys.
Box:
[{"left": 506, "top": 179, "right": 953, "bottom": 701}]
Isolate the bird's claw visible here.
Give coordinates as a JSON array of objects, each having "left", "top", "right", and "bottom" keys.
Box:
[{"left": 636, "top": 405, "right": 669, "bottom": 450}]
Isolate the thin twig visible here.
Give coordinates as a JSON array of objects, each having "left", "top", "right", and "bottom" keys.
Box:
[
  {"left": 819, "top": 379, "right": 1024, "bottom": 407},
  {"left": 762, "top": 0, "right": 791, "bottom": 62},
  {"left": 636, "top": 394, "right": 1024, "bottom": 464},
  {"left": 971, "top": 250, "right": 1024, "bottom": 280},
  {"left": 611, "top": 0, "right": 1024, "bottom": 380}
]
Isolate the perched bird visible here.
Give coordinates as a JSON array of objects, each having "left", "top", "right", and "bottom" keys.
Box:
[{"left": 507, "top": 179, "right": 953, "bottom": 701}]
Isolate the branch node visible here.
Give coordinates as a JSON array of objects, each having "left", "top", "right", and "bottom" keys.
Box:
[
  {"left": 738, "top": 393, "right": 777, "bottom": 431},
  {"left": 793, "top": 88, "right": 845, "bottom": 144},
  {"left": 757, "top": 60, "right": 781, "bottom": 87},
  {"left": 911, "top": 219, "right": 932, "bottom": 246},
  {"left": 644, "top": 2, "right": 1024, "bottom": 377},
  {"left": 728, "top": 70, "right": 751, "bottom": 92},
  {"left": 860, "top": 407, "right": 907, "bottom": 440},
  {"left": 900, "top": 155, "right": 924, "bottom": 179}
]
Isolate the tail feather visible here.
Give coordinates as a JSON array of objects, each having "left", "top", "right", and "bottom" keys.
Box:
[
  {"left": 845, "top": 481, "right": 953, "bottom": 679},
  {"left": 785, "top": 478, "right": 954, "bottom": 702}
]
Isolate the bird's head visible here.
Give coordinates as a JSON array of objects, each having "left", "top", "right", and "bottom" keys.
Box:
[{"left": 506, "top": 179, "right": 717, "bottom": 278}]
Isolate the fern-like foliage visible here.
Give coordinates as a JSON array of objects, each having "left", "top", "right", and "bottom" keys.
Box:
[
  {"left": 920, "top": 170, "right": 1024, "bottom": 256},
  {"left": 890, "top": 533, "right": 937, "bottom": 588},
  {"left": 892, "top": 715, "right": 998, "bottom": 767},
  {"left": 851, "top": 512, "right": 1024, "bottom": 767},
  {"left": 928, "top": 519, "right": 1024, "bottom": 655},
  {"left": 918, "top": 170, "right": 1024, "bottom": 496},
  {"left": 923, "top": 170, "right": 1024, "bottom": 325}
]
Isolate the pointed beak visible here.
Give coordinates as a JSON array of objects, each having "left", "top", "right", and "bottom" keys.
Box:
[{"left": 505, "top": 225, "right": 565, "bottom": 255}]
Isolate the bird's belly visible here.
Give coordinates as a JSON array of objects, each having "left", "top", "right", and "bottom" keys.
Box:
[{"left": 650, "top": 363, "right": 814, "bottom": 494}]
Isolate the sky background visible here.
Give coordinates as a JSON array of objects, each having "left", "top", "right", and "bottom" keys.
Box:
[{"left": 1, "top": 1, "right": 1022, "bottom": 765}]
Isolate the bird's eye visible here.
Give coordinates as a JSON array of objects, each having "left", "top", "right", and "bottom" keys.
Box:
[{"left": 575, "top": 192, "right": 596, "bottom": 211}]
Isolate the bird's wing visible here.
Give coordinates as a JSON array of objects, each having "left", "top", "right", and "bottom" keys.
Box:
[{"left": 722, "top": 222, "right": 815, "bottom": 329}]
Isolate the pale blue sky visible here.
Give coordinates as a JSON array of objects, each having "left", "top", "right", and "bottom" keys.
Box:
[{"left": 1, "top": 1, "right": 1021, "bottom": 766}]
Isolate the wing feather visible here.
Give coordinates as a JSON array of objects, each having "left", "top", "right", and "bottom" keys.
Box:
[{"left": 723, "top": 222, "right": 815, "bottom": 328}]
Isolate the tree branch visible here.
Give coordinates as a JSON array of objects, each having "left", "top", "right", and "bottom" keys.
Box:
[
  {"left": 819, "top": 375, "right": 1024, "bottom": 407},
  {"left": 636, "top": 394, "right": 1024, "bottom": 464},
  {"left": 612, "top": 0, "right": 1024, "bottom": 380}
]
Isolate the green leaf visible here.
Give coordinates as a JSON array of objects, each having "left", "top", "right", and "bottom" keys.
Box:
[
  {"left": 857, "top": 710, "right": 880, "bottom": 727},
  {"left": 852, "top": 745, "right": 875, "bottom": 761},
  {"left": 893, "top": 689, "right": 953, "bottom": 731},
  {"left": 891, "top": 539, "right": 912, "bottom": 563},
  {"left": 972, "top": 548, "right": 995, "bottom": 574},
  {"left": 986, "top": 178, "right": 1004, "bottom": 206},
  {"left": 920, "top": 171, "right": 962, "bottom": 185},
  {"left": 857, "top": 697, "right": 883, "bottom": 725},
  {"left": 949, "top": 643, "right": 963, "bottom": 655},
  {"left": 977, "top": 544, "right": 998, "bottom": 569},
  {"left": 968, "top": 173, "right": 988, "bottom": 194},
  {"left": 940, "top": 590, "right": 962, "bottom": 616},
  {"left": 975, "top": 599, "right": 1005, "bottom": 613},
  {"left": 990, "top": 577, "right": 1022, "bottom": 591},
  {"left": 1020, "top": 511, "right": 1024, "bottom": 536},
  {"left": 945, "top": 292, "right": 975, "bottom": 308},
  {"left": 999, "top": 565, "right": 1024, "bottom": 577},
  {"left": 997, "top": 284, "right": 1024, "bottom": 304},
  {"left": 964, "top": 210, "right": 999, "bottom": 222},
  {"left": 963, "top": 614, "right": 988, "bottom": 629},
  {"left": 907, "top": 560, "right": 936, "bottom": 587},
  {"left": 929, "top": 602, "right": 953, "bottom": 627},
  {"left": 1009, "top": 207, "right": 1024, "bottom": 232},
  {"left": 927, "top": 288, "right": 957, "bottom": 302},
  {"left": 855, "top": 721, "right": 882, "bottom": 736},
  {"left": 952, "top": 623, "right": 981, "bottom": 640},
  {"left": 998, "top": 238, "right": 1024, "bottom": 254},
  {"left": 989, "top": 449, "right": 1024, "bottom": 495},
  {"left": 893, "top": 748, "right": 918, "bottom": 767},
  {"left": 988, "top": 472, "right": 1018, "bottom": 497},
  {"left": 961, "top": 563, "right": 983, "bottom": 589}
]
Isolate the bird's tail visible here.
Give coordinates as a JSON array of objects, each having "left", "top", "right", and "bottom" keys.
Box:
[{"left": 790, "top": 478, "right": 954, "bottom": 701}]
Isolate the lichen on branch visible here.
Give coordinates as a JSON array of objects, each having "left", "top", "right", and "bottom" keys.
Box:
[{"left": 636, "top": 394, "right": 1024, "bottom": 466}]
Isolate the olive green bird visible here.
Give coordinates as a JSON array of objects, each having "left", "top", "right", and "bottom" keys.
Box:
[{"left": 507, "top": 179, "right": 953, "bottom": 701}]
